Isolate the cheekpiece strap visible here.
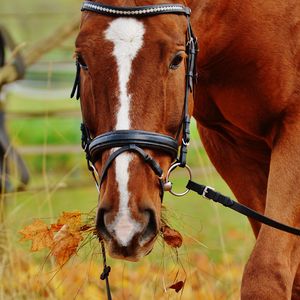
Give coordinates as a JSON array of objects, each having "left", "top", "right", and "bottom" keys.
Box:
[
  {"left": 81, "top": 1, "right": 191, "bottom": 17},
  {"left": 70, "top": 61, "right": 81, "bottom": 100}
]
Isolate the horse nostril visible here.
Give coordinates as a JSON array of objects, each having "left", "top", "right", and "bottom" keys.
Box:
[
  {"left": 96, "top": 209, "right": 111, "bottom": 239},
  {"left": 140, "top": 209, "right": 158, "bottom": 245}
]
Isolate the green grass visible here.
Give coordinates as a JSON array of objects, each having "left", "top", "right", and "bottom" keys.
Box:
[
  {"left": 10, "top": 117, "right": 80, "bottom": 145},
  {"left": 6, "top": 93, "right": 78, "bottom": 113}
]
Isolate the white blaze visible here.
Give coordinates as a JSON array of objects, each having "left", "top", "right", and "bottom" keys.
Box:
[{"left": 105, "top": 18, "right": 145, "bottom": 246}]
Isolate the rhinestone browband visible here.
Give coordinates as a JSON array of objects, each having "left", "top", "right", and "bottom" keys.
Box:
[{"left": 81, "top": 1, "right": 191, "bottom": 16}]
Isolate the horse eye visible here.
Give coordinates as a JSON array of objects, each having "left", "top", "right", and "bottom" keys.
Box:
[
  {"left": 170, "top": 53, "right": 184, "bottom": 70},
  {"left": 77, "top": 55, "right": 88, "bottom": 70}
]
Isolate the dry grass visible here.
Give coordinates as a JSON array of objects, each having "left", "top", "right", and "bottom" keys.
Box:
[{"left": 1, "top": 236, "right": 246, "bottom": 300}]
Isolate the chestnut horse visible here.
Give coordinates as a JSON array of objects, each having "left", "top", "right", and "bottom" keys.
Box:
[{"left": 74, "top": 0, "right": 300, "bottom": 299}]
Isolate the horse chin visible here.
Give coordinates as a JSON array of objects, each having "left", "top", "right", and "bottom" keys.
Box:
[{"left": 105, "top": 236, "right": 157, "bottom": 262}]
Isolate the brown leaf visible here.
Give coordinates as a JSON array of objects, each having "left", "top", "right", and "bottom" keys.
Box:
[
  {"left": 57, "top": 211, "right": 82, "bottom": 231},
  {"left": 50, "top": 223, "right": 63, "bottom": 232},
  {"left": 19, "top": 219, "right": 54, "bottom": 252},
  {"left": 52, "top": 224, "right": 83, "bottom": 266},
  {"left": 161, "top": 226, "right": 183, "bottom": 248},
  {"left": 168, "top": 281, "right": 185, "bottom": 293}
]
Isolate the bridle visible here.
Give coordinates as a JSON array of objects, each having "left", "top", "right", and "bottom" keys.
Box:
[
  {"left": 71, "top": 4, "right": 197, "bottom": 299},
  {"left": 71, "top": 1, "right": 198, "bottom": 199}
]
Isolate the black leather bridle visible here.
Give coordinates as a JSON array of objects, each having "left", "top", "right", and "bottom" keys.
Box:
[
  {"left": 71, "top": 4, "right": 197, "bottom": 299},
  {"left": 71, "top": 1, "right": 198, "bottom": 198}
]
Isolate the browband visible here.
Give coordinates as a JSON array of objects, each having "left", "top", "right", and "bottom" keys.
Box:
[{"left": 81, "top": 1, "right": 191, "bottom": 17}]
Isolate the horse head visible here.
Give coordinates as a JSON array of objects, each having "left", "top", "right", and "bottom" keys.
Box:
[{"left": 73, "top": 0, "right": 197, "bottom": 261}]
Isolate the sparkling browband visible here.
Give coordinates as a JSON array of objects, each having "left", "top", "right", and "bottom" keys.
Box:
[{"left": 81, "top": 1, "right": 191, "bottom": 16}]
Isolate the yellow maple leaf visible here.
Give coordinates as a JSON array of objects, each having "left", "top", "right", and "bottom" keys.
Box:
[
  {"left": 52, "top": 224, "right": 83, "bottom": 266},
  {"left": 19, "top": 219, "right": 54, "bottom": 252},
  {"left": 57, "top": 211, "right": 82, "bottom": 231},
  {"left": 20, "top": 212, "right": 90, "bottom": 266}
]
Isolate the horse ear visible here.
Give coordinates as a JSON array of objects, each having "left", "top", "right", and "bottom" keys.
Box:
[{"left": 0, "top": 30, "right": 5, "bottom": 67}]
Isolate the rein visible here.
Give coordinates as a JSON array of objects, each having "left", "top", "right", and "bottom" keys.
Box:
[
  {"left": 71, "top": 1, "right": 300, "bottom": 299},
  {"left": 186, "top": 181, "right": 300, "bottom": 236}
]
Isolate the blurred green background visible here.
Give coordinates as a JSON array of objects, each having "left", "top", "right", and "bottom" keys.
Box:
[{"left": 0, "top": 1, "right": 254, "bottom": 299}]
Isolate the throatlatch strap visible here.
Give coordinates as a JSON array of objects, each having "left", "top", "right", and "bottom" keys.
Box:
[{"left": 187, "top": 180, "right": 300, "bottom": 236}]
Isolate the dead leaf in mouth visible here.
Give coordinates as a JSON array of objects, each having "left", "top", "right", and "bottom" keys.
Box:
[
  {"left": 57, "top": 211, "right": 82, "bottom": 231},
  {"left": 52, "top": 225, "right": 83, "bottom": 266},
  {"left": 168, "top": 280, "right": 185, "bottom": 293},
  {"left": 161, "top": 225, "right": 183, "bottom": 248}
]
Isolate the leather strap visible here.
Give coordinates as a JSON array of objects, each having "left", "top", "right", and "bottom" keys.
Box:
[
  {"left": 99, "top": 144, "right": 163, "bottom": 186},
  {"left": 88, "top": 130, "right": 178, "bottom": 163},
  {"left": 187, "top": 180, "right": 300, "bottom": 236},
  {"left": 81, "top": 1, "right": 191, "bottom": 16},
  {"left": 100, "top": 240, "right": 112, "bottom": 300},
  {"left": 70, "top": 61, "right": 80, "bottom": 100}
]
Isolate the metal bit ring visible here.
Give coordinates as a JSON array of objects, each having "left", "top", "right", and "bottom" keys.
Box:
[{"left": 165, "top": 162, "right": 192, "bottom": 197}]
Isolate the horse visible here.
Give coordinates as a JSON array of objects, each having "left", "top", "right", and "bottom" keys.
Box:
[{"left": 74, "top": 0, "right": 300, "bottom": 299}]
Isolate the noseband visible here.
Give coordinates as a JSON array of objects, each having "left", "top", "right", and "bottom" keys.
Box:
[{"left": 71, "top": 1, "right": 198, "bottom": 197}]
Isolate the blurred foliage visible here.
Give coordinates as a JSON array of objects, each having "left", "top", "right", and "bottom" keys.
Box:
[{"left": 1, "top": 0, "right": 81, "bottom": 46}]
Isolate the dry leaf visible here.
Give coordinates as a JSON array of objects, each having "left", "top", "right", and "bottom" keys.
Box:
[
  {"left": 57, "top": 211, "right": 82, "bottom": 231},
  {"left": 161, "top": 226, "right": 183, "bottom": 248},
  {"left": 168, "top": 281, "right": 185, "bottom": 293},
  {"left": 50, "top": 223, "right": 63, "bottom": 232},
  {"left": 20, "top": 211, "right": 90, "bottom": 266},
  {"left": 52, "top": 225, "right": 83, "bottom": 266},
  {"left": 19, "top": 219, "right": 54, "bottom": 252}
]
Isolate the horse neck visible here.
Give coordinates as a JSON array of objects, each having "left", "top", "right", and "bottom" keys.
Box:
[{"left": 187, "top": 0, "right": 240, "bottom": 61}]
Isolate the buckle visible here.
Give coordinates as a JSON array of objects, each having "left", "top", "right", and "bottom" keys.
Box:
[
  {"left": 202, "top": 186, "right": 215, "bottom": 198},
  {"left": 182, "top": 138, "right": 190, "bottom": 146}
]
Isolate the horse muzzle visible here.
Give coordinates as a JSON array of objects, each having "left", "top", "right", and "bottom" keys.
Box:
[{"left": 96, "top": 206, "right": 159, "bottom": 261}]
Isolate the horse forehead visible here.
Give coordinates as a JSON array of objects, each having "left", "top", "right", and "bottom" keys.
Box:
[{"left": 104, "top": 18, "right": 146, "bottom": 56}]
